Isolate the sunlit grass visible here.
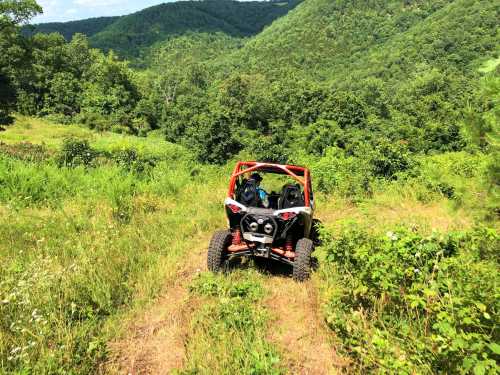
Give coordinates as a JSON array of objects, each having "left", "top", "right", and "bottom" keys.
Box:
[
  {"left": 0, "top": 116, "right": 94, "bottom": 149},
  {"left": 0, "top": 119, "right": 228, "bottom": 372},
  {"left": 478, "top": 56, "right": 500, "bottom": 73},
  {"left": 181, "top": 271, "right": 284, "bottom": 374},
  {"left": 0, "top": 116, "right": 187, "bottom": 159},
  {"left": 1, "top": 116, "right": 494, "bottom": 374}
]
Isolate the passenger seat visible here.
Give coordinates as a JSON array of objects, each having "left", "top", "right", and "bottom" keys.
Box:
[{"left": 278, "top": 184, "right": 305, "bottom": 209}]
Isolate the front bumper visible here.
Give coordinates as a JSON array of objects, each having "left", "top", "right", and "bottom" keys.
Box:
[{"left": 242, "top": 232, "right": 273, "bottom": 244}]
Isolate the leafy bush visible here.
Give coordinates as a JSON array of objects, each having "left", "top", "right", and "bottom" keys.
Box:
[
  {"left": 246, "top": 121, "right": 291, "bottom": 164},
  {"left": 250, "top": 138, "right": 290, "bottom": 164},
  {"left": 111, "top": 148, "right": 155, "bottom": 175},
  {"left": 321, "top": 225, "right": 500, "bottom": 374},
  {"left": 187, "top": 113, "right": 242, "bottom": 164},
  {"left": 321, "top": 91, "right": 367, "bottom": 129},
  {"left": 57, "top": 138, "right": 97, "bottom": 167},
  {"left": 76, "top": 112, "right": 112, "bottom": 132},
  {"left": 309, "top": 147, "right": 372, "bottom": 197},
  {"left": 368, "top": 139, "right": 416, "bottom": 179},
  {"left": 290, "top": 119, "right": 344, "bottom": 156}
]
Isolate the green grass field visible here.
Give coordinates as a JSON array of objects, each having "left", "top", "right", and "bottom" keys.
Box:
[{"left": 0, "top": 117, "right": 498, "bottom": 374}]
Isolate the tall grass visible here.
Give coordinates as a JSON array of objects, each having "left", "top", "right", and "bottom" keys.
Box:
[
  {"left": 1, "top": 117, "right": 496, "bottom": 374},
  {"left": 0, "top": 138, "right": 227, "bottom": 373}
]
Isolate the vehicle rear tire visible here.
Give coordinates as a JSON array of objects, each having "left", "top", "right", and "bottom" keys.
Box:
[
  {"left": 207, "top": 230, "right": 232, "bottom": 272},
  {"left": 293, "top": 238, "right": 314, "bottom": 281}
]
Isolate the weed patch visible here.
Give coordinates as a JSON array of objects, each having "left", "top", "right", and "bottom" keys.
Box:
[
  {"left": 0, "top": 142, "right": 50, "bottom": 163},
  {"left": 320, "top": 225, "right": 499, "bottom": 374},
  {"left": 181, "top": 272, "right": 283, "bottom": 374}
]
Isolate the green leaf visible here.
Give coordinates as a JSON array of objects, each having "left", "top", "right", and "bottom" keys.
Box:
[
  {"left": 488, "top": 342, "right": 500, "bottom": 355},
  {"left": 473, "top": 363, "right": 486, "bottom": 375},
  {"left": 475, "top": 302, "right": 487, "bottom": 312},
  {"left": 452, "top": 337, "right": 466, "bottom": 349},
  {"left": 423, "top": 288, "right": 437, "bottom": 297},
  {"left": 463, "top": 317, "right": 474, "bottom": 325}
]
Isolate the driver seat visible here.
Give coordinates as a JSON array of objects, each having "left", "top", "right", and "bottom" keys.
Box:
[{"left": 237, "top": 179, "right": 260, "bottom": 207}]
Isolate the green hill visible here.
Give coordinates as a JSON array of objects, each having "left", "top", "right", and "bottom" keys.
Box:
[
  {"left": 22, "top": 16, "right": 120, "bottom": 40},
  {"left": 145, "top": 31, "right": 245, "bottom": 68},
  {"left": 24, "top": 0, "right": 301, "bottom": 59},
  {"left": 91, "top": 0, "right": 300, "bottom": 58},
  {"left": 231, "top": 0, "right": 498, "bottom": 81},
  {"left": 187, "top": 0, "right": 497, "bottom": 157}
]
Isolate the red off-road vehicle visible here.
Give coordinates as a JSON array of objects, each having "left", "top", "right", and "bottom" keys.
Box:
[{"left": 207, "top": 161, "right": 317, "bottom": 281}]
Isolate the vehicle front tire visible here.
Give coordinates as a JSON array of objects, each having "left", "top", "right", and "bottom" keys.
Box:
[
  {"left": 293, "top": 238, "right": 314, "bottom": 281},
  {"left": 207, "top": 230, "right": 232, "bottom": 272}
]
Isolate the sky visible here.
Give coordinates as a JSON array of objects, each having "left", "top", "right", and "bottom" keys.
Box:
[{"left": 32, "top": 0, "right": 176, "bottom": 23}]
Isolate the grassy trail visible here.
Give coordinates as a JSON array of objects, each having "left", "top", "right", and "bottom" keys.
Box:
[
  {"left": 261, "top": 274, "right": 344, "bottom": 374},
  {"left": 106, "top": 238, "right": 343, "bottom": 374},
  {"left": 105, "top": 193, "right": 473, "bottom": 374},
  {"left": 107, "top": 236, "right": 210, "bottom": 374},
  {"left": 106, "top": 227, "right": 345, "bottom": 374}
]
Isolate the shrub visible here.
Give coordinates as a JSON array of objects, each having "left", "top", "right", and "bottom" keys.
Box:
[
  {"left": 321, "top": 225, "right": 500, "bottom": 374},
  {"left": 112, "top": 148, "right": 155, "bottom": 175},
  {"left": 43, "top": 113, "right": 73, "bottom": 125},
  {"left": 76, "top": 112, "right": 112, "bottom": 132},
  {"left": 246, "top": 121, "right": 291, "bottom": 164},
  {"left": 57, "top": 138, "right": 97, "bottom": 168},
  {"left": 368, "top": 139, "right": 416, "bottom": 179},
  {"left": 310, "top": 147, "right": 372, "bottom": 198},
  {"left": 291, "top": 119, "right": 344, "bottom": 156},
  {"left": 187, "top": 113, "right": 242, "bottom": 165},
  {"left": 250, "top": 137, "right": 290, "bottom": 164},
  {"left": 321, "top": 91, "right": 367, "bottom": 129}
]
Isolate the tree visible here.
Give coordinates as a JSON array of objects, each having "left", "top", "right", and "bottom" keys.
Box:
[
  {"left": 216, "top": 74, "right": 270, "bottom": 132},
  {"left": 0, "top": 0, "right": 41, "bottom": 124},
  {"left": 44, "top": 72, "right": 81, "bottom": 115},
  {"left": 188, "top": 112, "right": 242, "bottom": 164},
  {"left": 80, "top": 51, "right": 140, "bottom": 126},
  {"left": 464, "top": 68, "right": 499, "bottom": 194},
  {"left": 291, "top": 119, "right": 344, "bottom": 156},
  {"left": 368, "top": 139, "right": 415, "bottom": 179},
  {"left": 0, "top": 0, "right": 41, "bottom": 31},
  {"left": 0, "top": 71, "right": 16, "bottom": 124}
]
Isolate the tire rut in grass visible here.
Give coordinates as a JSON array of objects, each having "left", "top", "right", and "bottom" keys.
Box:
[
  {"left": 262, "top": 272, "right": 345, "bottom": 374},
  {"left": 180, "top": 266, "right": 285, "bottom": 374},
  {"left": 107, "top": 244, "right": 207, "bottom": 374}
]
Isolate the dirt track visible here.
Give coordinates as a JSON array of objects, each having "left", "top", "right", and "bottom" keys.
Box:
[
  {"left": 107, "top": 243, "right": 342, "bottom": 374},
  {"left": 263, "top": 275, "right": 343, "bottom": 374},
  {"left": 107, "top": 245, "right": 206, "bottom": 374}
]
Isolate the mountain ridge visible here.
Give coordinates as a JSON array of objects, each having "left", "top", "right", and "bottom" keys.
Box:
[
  {"left": 24, "top": 0, "right": 301, "bottom": 59},
  {"left": 229, "top": 0, "right": 498, "bottom": 81},
  {"left": 22, "top": 16, "right": 120, "bottom": 40}
]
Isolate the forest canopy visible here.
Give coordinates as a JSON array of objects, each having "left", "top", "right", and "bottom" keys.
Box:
[{"left": 1, "top": 0, "right": 498, "bottom": 165}]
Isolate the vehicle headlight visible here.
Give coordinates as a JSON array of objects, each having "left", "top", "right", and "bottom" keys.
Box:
[
  {"left": 249, "top": 222, "right": 259, "bottom": 232},
  {"left": 264, "top": 223, "right": 274, "bottom": 234}
]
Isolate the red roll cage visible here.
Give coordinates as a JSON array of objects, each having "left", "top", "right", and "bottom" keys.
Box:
[{"left": 228, "top": 161, "right": 312, "bottom": 207}]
